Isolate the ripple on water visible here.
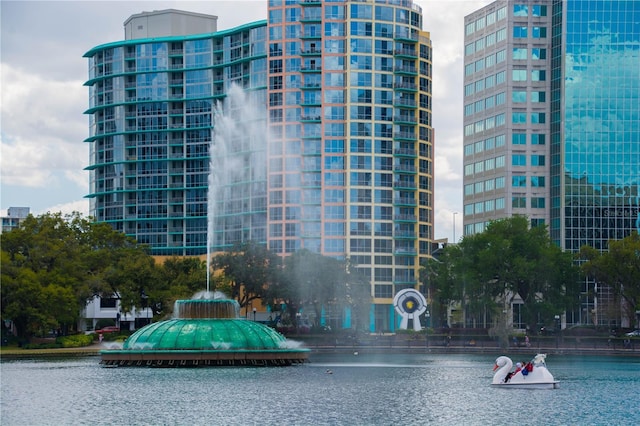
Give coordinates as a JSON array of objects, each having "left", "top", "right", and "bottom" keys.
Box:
[{"left": 1, "top": 354, "right": 638, "bottom": 426}]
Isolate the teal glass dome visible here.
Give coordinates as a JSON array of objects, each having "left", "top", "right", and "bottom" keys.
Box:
[
  {"left": 123, "top": 318, "right": 289, "bottom": 351},
  {"left": 100, "top": 298, "right": 309, "bottom": 367}
]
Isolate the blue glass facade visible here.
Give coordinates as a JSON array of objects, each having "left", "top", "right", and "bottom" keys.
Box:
[
  {"left": 551, "top": 0, "right": 640, "bottom": 251},
  {"left": 465, "top": 0, "right": 639, "bottom": 327}
]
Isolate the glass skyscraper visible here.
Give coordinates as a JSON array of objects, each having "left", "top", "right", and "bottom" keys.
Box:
[
  {"left": 85, "top": 2, "right": 434, "bottom": 332},
  {"left": 463, "top": 0, "right": 639, "bottom": 326}
]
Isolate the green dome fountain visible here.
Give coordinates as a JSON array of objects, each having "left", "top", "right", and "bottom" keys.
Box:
[{"left": 100, "top": 296, "right": 309, "bottom": 367}]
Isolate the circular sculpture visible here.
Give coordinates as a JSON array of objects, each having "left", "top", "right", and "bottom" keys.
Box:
[
  {"left": 393, "top": 288, "right": 427, "bottom": 331},
  {"left": 100, "top": 298, "right": 309, "bottom": 367}
]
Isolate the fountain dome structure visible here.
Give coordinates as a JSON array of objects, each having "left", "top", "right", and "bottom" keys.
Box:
[{"left": 100, "top": 297, "right": 309, "bottom": 367}]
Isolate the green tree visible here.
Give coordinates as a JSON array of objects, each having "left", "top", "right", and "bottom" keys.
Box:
[
  {"left": 422, "top": 244, "right": 470, "bottom": 329},
  {"left": 1, "top": 212, "right": 154, "bottom": 340},
  {"left": 211, "top": 241, "right": 281, "bottom": 311},
  {"left": 103, "top": 251, "right": 160, "bottom": 316},
  {"left": 421, "top": 216, "right": 580, "bottom": 340},
  {"left": 579, "top": 233, "right": 640, "bottom": 327},
  {"left": 155, "top": 257, "right": 208, "bottom": 316},
  {"left": 1, "top": 213, "right": 93, "bottom": 338}
]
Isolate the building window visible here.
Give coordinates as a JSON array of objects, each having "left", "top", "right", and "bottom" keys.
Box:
[
  {"left": 532, "top": 5, "right": 547, "bottom": 17},
  {"left": 512, "top": 154, "right": 526, "bottom": 166},
  {"left": 512, "top": 175, "right": 526, "bottom": 187},
  {"left": 512, "top": 112, "right": 527, "bottom": 124},
  {"left": 513, "top": 47, "right": 527, "bottom": 60},
  {"left": 531, "top": 112, "right": 545, "bottom": 124},
  {"left": 464, "top": 184, "right": 474, "bottom": 195},
  {"left": 512, "top": 196, "right": 526, "bottom": 208},
  {"left": 531, "top": 69, "right": 546, "bottom": 81},
  {"left": 531, "top": 134, "right": 546, "bottom": 144},
  {"left": 514, "top": 4, "right": 528, "bottom": 16},
  {"left": 512, "top": 133, "right": 526, "bottom": 144},
  {"left": 531, "top": 92, "right": 546, "bottom": 102},
  {"left": 531, "top": 155, "right": 545, "bottom": 166},
  {"left": 531, "top": 48, "right": 546, "bottom": 60},
  {"left": 531, "top": 218, "right": 545, "bottom": 227},
  {"left": 531, "top": 197, "right": 545, "bottom": 208},
  {"left": 531, "top": 176, "right": 546, "bottom": 187},
  {"left": 532, "top": 27, "right": 547, "bottom": 38},
  {"left": 374, "top": 284, "right": 393, "bottom": 298},
  {"left": 512, "top": 69, "right": 527, "bottom": 81},
  {"left": 513, "top": 26, "right": 527, "bottom": 38},
  {"left": 512, "top": 92, "right": 527, "bottom": 103}
]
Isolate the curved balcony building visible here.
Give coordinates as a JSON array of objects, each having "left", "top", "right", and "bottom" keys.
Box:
[{"left": 84, "top": 10, "right": 269, "bottom": 256}]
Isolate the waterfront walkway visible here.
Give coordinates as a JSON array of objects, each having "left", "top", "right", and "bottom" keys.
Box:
[
  {"left": 302, "top": 333, "right": 639, "bottom": 357},
  {"left": 1, "top": 336, "right": 638, "bottom": 359}
]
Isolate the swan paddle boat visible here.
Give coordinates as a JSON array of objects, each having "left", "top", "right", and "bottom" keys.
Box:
[{"left": 492, "top": 354, "right": 559, "bottom": 389}]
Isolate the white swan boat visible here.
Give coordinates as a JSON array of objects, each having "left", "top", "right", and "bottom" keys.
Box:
[{"left": 492, "top": 354, "right": 559, "bottom": 389}]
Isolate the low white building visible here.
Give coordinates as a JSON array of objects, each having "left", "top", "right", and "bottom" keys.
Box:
[{"left": 81, "top": 295, "right": 153, "bottom": 332}]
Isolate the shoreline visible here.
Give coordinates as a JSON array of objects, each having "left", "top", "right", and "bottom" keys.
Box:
[{"left": 1, "top": 342, "right": 638, "bottom": 360}]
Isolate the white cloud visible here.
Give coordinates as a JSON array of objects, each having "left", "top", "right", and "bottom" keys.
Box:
[
  {"left": 1, "top": 64, "right": 88, "bottom": 187},
  {"left": 35, "top": 200, "right": 90, "bottom": 218}
]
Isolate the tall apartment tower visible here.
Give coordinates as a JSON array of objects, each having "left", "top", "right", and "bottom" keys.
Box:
[
  {"left": 84, "top": 10, "right": 269, "bottom": 255},
  {"left": 85, "top": 3, "right": 434, "bottom": 332},
  {"left": 463, "top": 1, "right": 639, "bottom": 325},
  {"left": 265, "top": 0, "right": 434, "bottom": 331}
]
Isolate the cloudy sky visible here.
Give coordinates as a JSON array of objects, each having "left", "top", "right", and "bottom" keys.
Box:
[{"left": 1, "top": 0, "right": 490, "bottom": 242}]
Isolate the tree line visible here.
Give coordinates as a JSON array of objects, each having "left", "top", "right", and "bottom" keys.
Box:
[
  {"left": 422, "top": 216, "right": 640, "bottom": 342},
  {"left": 1, "top": 213, "right": 370, "bottom": 341},
  {"left": 2, "top": 213, "right": 637, "bottom": 342}
]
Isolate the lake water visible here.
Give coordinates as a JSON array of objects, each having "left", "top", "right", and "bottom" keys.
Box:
[{"left": 1, "top": 352, "right": 638, "bottom": 425}]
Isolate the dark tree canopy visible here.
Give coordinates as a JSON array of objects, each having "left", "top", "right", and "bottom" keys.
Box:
[
  {"left": 1, "top": 212, "right": 148, "bottom": 339},
  {"left": 1, "top": 212, "right": 211, "bottom": 340},
  {"left": 579, "top": 233, "right": 640, "bottom": 327},
  {"left": 211, "top": 241, "right": 282, "bottom": 310},
  {"left": 422, "top": 216, "right": 581, "bottom": 333}
]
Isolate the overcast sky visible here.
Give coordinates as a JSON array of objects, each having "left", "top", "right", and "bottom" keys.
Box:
[{"left": 0, "top": 0, "right": 490, "bottom": 242}]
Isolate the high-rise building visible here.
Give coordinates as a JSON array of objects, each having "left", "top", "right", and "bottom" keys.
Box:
[
  {"left": 265, "top": 1, "right": 433, "bottom": 331},
  {"left": 463, "top": 0, "right": 639, "bottom": 325},
  {"left": 85, "top": 2, "right": 434, "bottom": 332},
  {"left": 84, "top": 10, "right": 269, "bottom": 256}
]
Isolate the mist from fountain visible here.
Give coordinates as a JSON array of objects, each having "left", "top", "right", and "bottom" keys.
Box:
[
  {"left": 206, "top": 84, "right": 266, "bottom": 292},
  {"left": 99, "top": 86, "right": 310, "bottom": 367}
]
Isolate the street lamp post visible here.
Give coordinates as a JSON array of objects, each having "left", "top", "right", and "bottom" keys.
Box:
[
  {"left": 253, "top": 308, "right": 257, "bottom": 322},
  {"left": 453, "top": 212, "right": 458, "bottom": 243}
]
